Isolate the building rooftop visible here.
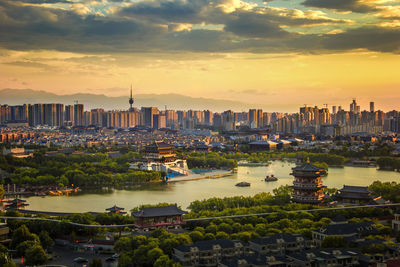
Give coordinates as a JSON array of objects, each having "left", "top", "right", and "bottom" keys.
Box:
[
  {"left": 292, "top": 159, "right": 324, "bottom": 172},
  {"left": 175, "top": 239, "right": 245, "bottom": 252},
  {"left": 339, "top": 185, "right": 371, "bottom": 193},
  {"left": 132, "top": 204, "right": 187, "bottom": 218},
  {"left": 250, "top": 233, "right": 305, "bottom": 245},
  {"left": 313, "top": 221, "right": 377, "bottom": 236}
]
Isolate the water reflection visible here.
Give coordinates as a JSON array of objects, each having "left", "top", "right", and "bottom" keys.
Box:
[{"left": 25, "top": 161, "right": 400, "bottom": 213}]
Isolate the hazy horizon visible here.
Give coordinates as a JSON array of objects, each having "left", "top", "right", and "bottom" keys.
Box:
[{"left": 1, "top": 0, "right": 399, "bottom": 111}]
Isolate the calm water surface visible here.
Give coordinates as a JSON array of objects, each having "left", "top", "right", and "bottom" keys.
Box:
[{"left": 25, "top": 161, "right": 400, "bottom": 212}]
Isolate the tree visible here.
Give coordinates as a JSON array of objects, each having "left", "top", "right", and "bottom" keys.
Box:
[
  {"left": 16, "top": 241, "right": 36, "bottom": 257},
  {"left": 154, "top": 255, "right": 176, "bottom": 267},
  {"left": 189, "top": 231, "right": 204, "bottom": 242},
  {"left": 25, "top": 244, "right": 48, "bottom": 266},
  {"left": 39, "top": 230, "right": 54, "bottom": 250},
  {"left": 11, "top": 225, "right": 39, "bottom": 249},
  {"left": 147, "top": 247, "right": 164, "bottom": 265}
]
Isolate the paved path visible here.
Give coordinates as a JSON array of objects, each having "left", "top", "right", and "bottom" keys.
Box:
[{"left": 1, "top": 203, "right": 400, "bottom": 228}]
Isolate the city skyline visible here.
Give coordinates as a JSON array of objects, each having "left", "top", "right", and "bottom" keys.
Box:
[{"left": 1, "top": 0, "right": 400, "bottom": 111}]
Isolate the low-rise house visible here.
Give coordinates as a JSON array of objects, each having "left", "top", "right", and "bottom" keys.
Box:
[
  {"left": 287, "top": 248, "right": 361, "bottom": 266},
  {"left": 173, "top": 239, "right": 248, "bottom": 267},
  {"left": 220, "top": 254, "right": 294, "bottom": 267},
  {"left": 249, "top": 234, "right": 311, "bottom": 255},
  {"left": 312, "top": 220, "right": 378, "bottom": 247}
]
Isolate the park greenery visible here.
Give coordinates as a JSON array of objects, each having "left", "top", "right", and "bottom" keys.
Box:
[
  {"left": 1, "top": 179, "right": 399, "bottom": 266},
  {"left": 184, "top": 152, "right": 237, "bottom": 169},
  {"left": 376, "top": 157, "right": 400, "bottom": 171},
  {"left": 0, "top": 151, "right": 161, "bottom": 187}
]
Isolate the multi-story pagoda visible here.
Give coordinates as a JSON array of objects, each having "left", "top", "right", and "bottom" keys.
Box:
[
  {"left": 143, "top": 141, "right": 176, "bottom": 162},
  {"left": 291, "top": 159, "right": 326, "bottom": 204}
]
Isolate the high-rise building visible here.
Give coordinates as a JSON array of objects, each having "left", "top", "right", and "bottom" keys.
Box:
[
  {"left": 370, "top": 102, "right": 375, "bottom": 113},
  {"left": 332, "top": 106, "right": 337, "bottom": 114},
  {"left": 74, "top": 104, "right": 84, "bottom": 126},
  {"left": 141, "top": 107, "right": 159, "bottom": 128},
  {"left": 44, "top": 104, "right": 64, "bottom": 127},
  {"left": 203, "top": 110, "right": 213, "bottom": 126},
  {"left": 248, "top": 109, "right": 257, "bottom": 128},
  {"left": 350, "top": 99, "right": 357, "bottom": 113},
  {"left": 65, "top": 105, "right": 74, "bottom": 126}
]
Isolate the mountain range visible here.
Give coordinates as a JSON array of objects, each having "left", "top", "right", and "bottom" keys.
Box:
[{"left": 0, "top": 89, "right": 264, "bottom": 112}]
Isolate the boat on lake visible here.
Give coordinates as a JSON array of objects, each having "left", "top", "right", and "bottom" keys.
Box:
[
  {"left": 265, "top": 175, "right": 278, "bottom": 182},
  {"left": 236, "top": 182, "right": 251, "bottom": 187}
]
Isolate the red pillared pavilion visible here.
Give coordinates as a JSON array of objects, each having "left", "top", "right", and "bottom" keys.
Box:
[
  {"left": 132, "top": 205, "right": 187, "bottom": 230},
  {"left": 291, "top": 159, "right": 326, "bottom": 204}
]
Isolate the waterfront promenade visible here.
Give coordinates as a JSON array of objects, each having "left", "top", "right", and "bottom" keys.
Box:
[
  {"left": 2, "top": 203, "right": 400, "bottom": 228},
  {"left": 167, "top": 169, "right": 234, "bottom": 182}
]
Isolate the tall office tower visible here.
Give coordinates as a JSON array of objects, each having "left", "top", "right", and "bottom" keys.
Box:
[
  {"left": 177, "top": 110, "right": 187, "bottom": 128},
  {"left": 262, "top": 112, "right": 271, "bottom": 127},
  {"left": 0, "top": 105, "right": 11, "bottom": 124},
  {"left": 153, "top": 113, "right": 166, "bottom": 129},
  {"left": 91, "top": 108, "right": 104, "bottom": 127},
  {"left": 165, "top": 110, "right": 176, "bottom": 128},
  {"left": 319, "top": 108, "right": 329, "bottom": 124},
  {"left": 332, "top": 106, "right": 337, "bottom": 114},
  {"left": 83, "top": 111, "right": 92, "bottom": 126},
  {"left": 65, "top": 105, "right": 74, "bottom": 126},
  {"left": 350, "top": 99, "right": 357, "bottom": 113},
  {"left": 141, "top": 107, "right": 159, "bottom": 128},
  {"left": 257, "top": 109, "right": 263, "bottom": 128},
  {"left": 203, "top": 110, "right": 213, "bottom": 126},
  {"left": 44, "top": 104, "right": 64, "bottom": 127},
  {"left": 248, "top": 109, "right": 257, "bottom": 128},
  {"left": 213, "top": 113, "right": 222, "bottom": 128},
  {"left": 356, "top": 106, "right": 360, "bottom": 114},
  {"left": 221, "top": 110, "right": 236, "bottom": 131},
  {"left": 370, "top": 102, "right": 375, "bottom": 113},
  {"left": 32, "top": 104, "right": 45, "bottom": 126},
  {"left": 9, "top": 104, "right": 29, "bottom": 121},
  {"left": 74, "top": 104, "right": 84, "bottom": 126},
  {"left": 129, "top": 85, "right": 134, "bottom": 111},
  {"left": 338, "top": 106, "right": 343, "bottom": 112}
]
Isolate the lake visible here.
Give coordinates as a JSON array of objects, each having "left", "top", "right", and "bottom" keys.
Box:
[{"left": 25, "top": 161, "right": 400, "bottom": 213}]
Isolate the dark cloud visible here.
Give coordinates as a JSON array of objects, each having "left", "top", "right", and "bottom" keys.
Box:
[
  {"left": 0, "top": 0, "right": 399, "bottom": 55},
  {"left": 302, "top": 0, "right": 378, "bottom": 13},
  {"left": 18, "top": 0, "right": 73, "bottom": 3},
  {"left": 224, "top": 13, "right": 289, "bottom": 38}
]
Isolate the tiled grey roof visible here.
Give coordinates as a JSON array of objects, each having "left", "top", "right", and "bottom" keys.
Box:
[{"left": 132, "top": 205, "right": 187, "bottom": 218}]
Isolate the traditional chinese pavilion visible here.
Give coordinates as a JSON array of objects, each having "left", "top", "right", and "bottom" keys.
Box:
[
  {"left": 132, "top": 205, "right": 187, "bottom": 230},
  {"left": 334, "top": 185, "right": 384, "bottom": 205},
  {"left": 105, "top": 205, "right": 126, "bottom": 215},
  {"left": 143, "top": 141, "right": 176, "bottom": 162},
  {"left": 291, "top": 159, "right": 326, "bottom": 204}
]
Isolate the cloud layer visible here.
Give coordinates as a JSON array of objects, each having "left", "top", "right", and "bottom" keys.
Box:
[{"left": 0, "top": 0, "right": 399, "bottom": 54}]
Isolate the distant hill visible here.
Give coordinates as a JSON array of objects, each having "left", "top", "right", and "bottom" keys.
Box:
[{"left": 0, "top": 89, "right": 261, "bottom": 112}]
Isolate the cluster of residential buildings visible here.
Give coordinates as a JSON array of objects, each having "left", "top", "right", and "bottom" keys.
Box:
[
  {"left": 273, "top": 99, "right": 400, "bottom": 136},
  {"left": 0, "top": 102, "right": 284, "bottom": 131},
  {"left": 173, "top": 215, "right": 400, "bottom": 266}
]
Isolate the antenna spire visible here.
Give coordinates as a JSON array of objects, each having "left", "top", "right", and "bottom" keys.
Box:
[{"left": 129, "top": 84, "right": 134, "bottom": 110}]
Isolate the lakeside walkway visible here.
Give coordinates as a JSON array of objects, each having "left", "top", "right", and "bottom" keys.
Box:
[
  {"left": 167, "top": 169, "right": 233, "bottom": 182},
  {"left": 2, "top": 203, "right": 400, "bottom": 228}
]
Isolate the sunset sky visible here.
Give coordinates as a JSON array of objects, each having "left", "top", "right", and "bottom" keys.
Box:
[{"left": 1, "top": 0, "right": 400, "bottom": 112}]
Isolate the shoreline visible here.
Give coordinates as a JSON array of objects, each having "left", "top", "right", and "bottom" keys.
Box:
[{"left": 167, "top": 169, "right": 234, "bottom": 182}]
